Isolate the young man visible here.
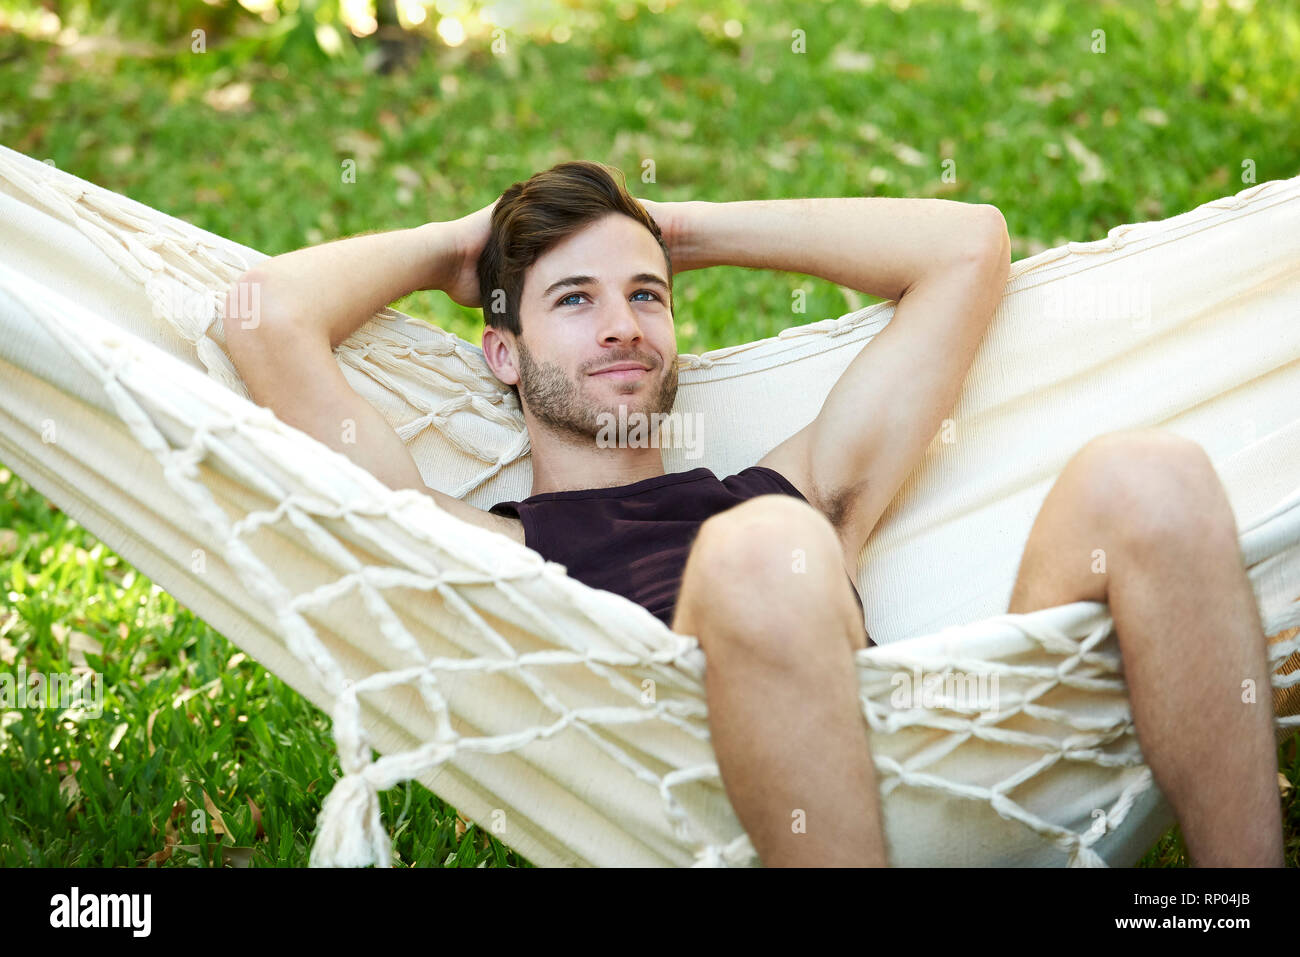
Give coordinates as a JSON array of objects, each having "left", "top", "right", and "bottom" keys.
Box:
[{"left": 224, "top": 161, "right": 1283, "bottom": 868}]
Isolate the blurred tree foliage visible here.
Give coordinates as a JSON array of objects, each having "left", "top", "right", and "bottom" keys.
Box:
[{"left": 7, "top": 0, "right": 601, "bottom": 73}]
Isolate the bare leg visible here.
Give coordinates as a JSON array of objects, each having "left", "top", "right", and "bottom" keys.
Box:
[
  {"left": 1007, "top": 430, "right": 1283, "bottom": 866},
  {"left": 673, "top": 494, "right": 884, "bottom": 866}
]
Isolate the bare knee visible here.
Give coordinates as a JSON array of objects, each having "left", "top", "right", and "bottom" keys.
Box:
[
  {"left": 1067, "top": 429, "right": 1236, "bottom": 552},
  {"left": 677, "top": 495, "right": 855, "bottom": 652},
  {"left": 686, "top": 495, "right": 842, "bottom": 598}
]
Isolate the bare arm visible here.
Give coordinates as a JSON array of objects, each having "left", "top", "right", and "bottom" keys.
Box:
[
  {"left": 762, "top": 238, "right": 1010, "bottom": 573},
  {"left": 648, "top": 195, "right": 1000, "bottom": 302},
  {"left": 228, "top": 220, "right": 466, "bottom": 350},
  {"left": 223, "top": 210, "right": 523, "bottom": 543},
  {"left": 643, "top": 196, "right": 1011, "bottom": 574}
]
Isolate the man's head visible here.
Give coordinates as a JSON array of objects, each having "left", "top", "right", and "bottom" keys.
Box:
[{"left": 476, "top": 161, "right": 678, "bottom": 446}]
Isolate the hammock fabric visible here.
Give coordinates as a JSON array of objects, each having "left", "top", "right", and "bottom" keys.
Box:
[{"left": 1, "top": 143, "right": 1298, "bottom": 868}]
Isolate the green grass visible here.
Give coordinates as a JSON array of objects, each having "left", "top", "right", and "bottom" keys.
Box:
[
  {"left": 0, "top": 468, "right": 526, "bottom": 867},
  {"left": 2, "top": 0, "right": 1299, "bottom": 866}
]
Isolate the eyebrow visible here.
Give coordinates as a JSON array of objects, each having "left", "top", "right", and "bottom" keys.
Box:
[{"left": 541, "top": 273, "right": 670, "bottom": 300}]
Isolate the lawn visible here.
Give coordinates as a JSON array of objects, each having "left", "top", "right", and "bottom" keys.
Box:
[{"left": 1, "top": 0, "right": 1297, "bottom": 866}]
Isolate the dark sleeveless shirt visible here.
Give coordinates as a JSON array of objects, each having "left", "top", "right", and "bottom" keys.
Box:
[{"left": 489, "top": 465, "right": 868, "bottom": 640}]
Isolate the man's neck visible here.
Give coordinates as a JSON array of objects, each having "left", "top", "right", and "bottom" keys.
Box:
[{"left": 526, "top": 430, "right": 667, "bottom": 496}]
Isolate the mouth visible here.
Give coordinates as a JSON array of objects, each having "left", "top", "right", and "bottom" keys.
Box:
[{"left": 589, "top": 363, "right": 651, "bottom": 381}]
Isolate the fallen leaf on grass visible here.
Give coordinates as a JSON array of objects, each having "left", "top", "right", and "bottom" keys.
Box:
[
  {"left": 247, "top": 796, "right": 264, "bottom": 841},
  {"left": 204, "top": 81, "right": 252, "bottom": 113},
  {"left": 145, "top": 708, "right": 161, "bottom": 756},
  {"left": 1062, "top": 132, "right": 1106, "bottom": 184},
  {"left": 59, "top": 771, "right": 80, "bottom": 802},
  {"left": 172, "top": 677, "right": 221, "bottom": 708},
  {"left": 152, "top": 799, "right": 186, "bottom": 847},
  {"left": 889, "top": 141, "right": 928, "bottom": 167},
  {"left": 222, "top": 846, "right": 255, "bottom": 867},
  {"left": 170, "top": 842, "right": 256, "bottom": 867},
  {"left": 107, "top": 721, "right": 129, "bottom": 751},
  {"left": 1138, "top": 106, "right": 1168, "bottom": 127},
  {"left": 140, "top": 834, "right": 176, "bottom": 867},
  {"left": 66, "top": 628, "right": 103, "bottom": 669},
  {"left": 829, "top": 44, "right": 874, "bottom": 73},
  {"left": 202, "top": 789, "right": 228, "bottom": 837}
]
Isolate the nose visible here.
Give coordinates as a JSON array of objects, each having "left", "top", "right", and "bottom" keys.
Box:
[{"left": 596, "top": 299, "right": 645, "bottom": 347}]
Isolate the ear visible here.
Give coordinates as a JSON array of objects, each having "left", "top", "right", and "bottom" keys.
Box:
[{"left": 481, "top": 326, "right": 521, "bottom": 389}]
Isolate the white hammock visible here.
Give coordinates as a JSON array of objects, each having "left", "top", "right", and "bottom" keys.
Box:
[{"left": 1, "top": 143, "right": 1297, "bottom": 868}]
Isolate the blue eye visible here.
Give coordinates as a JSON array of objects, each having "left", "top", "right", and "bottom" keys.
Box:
[{"left": 557, "top": 290, "right": 662, "bottom": 306}]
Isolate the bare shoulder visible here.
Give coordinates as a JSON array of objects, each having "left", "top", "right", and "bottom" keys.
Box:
[{"left": 422, "top": 484, "right": 525, "bottom": 545}]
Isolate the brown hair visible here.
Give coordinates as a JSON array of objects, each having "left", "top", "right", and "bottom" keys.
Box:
[{"left": 477, "top": 161, "right": 674, "bottom": 349}]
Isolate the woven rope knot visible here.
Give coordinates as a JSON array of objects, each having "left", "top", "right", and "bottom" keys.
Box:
[
  {"left": 309, "top": 770, "right": 392, "bottom": 868},
  {"left": 1069, "top": 842, "right": 1108, "bottom": 868},
  {"left": 333, "top": 680, "right": 369, "bottom": 774},
  {"left": 308, "top": 681, "right": 395, "bottom": 867}
]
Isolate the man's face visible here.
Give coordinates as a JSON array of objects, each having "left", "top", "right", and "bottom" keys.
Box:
[{"left": 509, "top": 212, "right": 678, "bottom": 443}]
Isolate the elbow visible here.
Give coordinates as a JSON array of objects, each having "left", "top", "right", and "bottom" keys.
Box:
[
  {"left": 223, "top": 269, "right": 263, "bottom": 346},
  {"left": 223, "top": 269, "right": 295, "bottom": 353},
  {"left": 967, "top": 204, "right": 1011, "bottom": 275},
  {"left": 944, "top": 205, "right": 1010, "bottom": 293},
  {"left": 222, "top": 269, "right": 298, "bottom": 385}
]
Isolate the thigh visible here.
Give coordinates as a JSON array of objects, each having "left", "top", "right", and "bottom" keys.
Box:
[
  {"left": 1006, "top": 463, "right": 1112, "bottom": 615},
  {"left": 1006, "top": 428, "right": 1222, "bottom": 614}
]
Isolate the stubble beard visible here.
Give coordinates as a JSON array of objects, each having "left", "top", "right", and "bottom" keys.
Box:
[{"left": 516, "top": 339, "right": 679, "bottom": 446}]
